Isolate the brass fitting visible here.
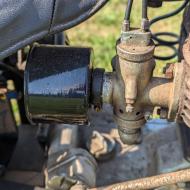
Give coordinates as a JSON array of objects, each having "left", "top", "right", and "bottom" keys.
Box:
[
  {"left": 100, "top": 29, "right": 184, "bottom": 145},
  {"left": 113, "top": 28, "right": 155, "bottom": 144}
]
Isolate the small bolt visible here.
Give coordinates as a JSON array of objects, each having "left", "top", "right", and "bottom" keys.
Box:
[
  {"left": 163, "top": 63, "right": 175, "bottom": 79},
  {"left": 157, "top": 108, "right": 168, "bottom": 119},
  {"left": 94, "top": 106, "right": 101, "bottom": 112},
  {"left": 160, "top": 109, "right": 168, "bottom": 119}
]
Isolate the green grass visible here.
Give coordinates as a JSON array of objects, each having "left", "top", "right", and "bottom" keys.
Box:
[{"left": 68, "top": 0, "right": 184, "bottom": 76}]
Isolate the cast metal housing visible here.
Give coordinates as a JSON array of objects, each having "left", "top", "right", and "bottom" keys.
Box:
[{"left": 25, "top": 45, "right": 93, "bottom": 125}]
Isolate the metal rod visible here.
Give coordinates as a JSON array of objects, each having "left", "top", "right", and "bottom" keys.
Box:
[{"left": 90, "top": 168, "right": 190, "bottom": 190}]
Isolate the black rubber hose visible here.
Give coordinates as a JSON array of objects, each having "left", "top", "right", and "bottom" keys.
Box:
[
  {"left": 150, "top": 0, "right": 189, "bottom": 26},
  {"left": 154, "top": 44, "right": 177, "bottom": 61},
  {"left": 142, "top": 0, "right": 148, "bottom": 19},
  {"left": 152, "top": 32, "right": 179, "bottom": 46},
  {"left": 124, "top": 0, "right": 134, "bottom": 21},
  {"left": 150, "top": 0, "right": 189, "bottom": 60},
  {"left": 0, "top": 61, "right": 23, "bottom": 78}
]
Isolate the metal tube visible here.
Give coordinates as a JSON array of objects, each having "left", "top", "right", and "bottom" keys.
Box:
[
  {"left": 90, "top": 168, "right": 190, "bottom": 190},
  {"left": 140, "top": 77, "right": 173, "bottom": 108}
]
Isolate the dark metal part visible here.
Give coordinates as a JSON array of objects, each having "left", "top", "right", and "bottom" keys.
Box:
[
  {"left": 115, "top": 116, "right": 145, "bottom": 145},
  {"left": 0, "top": 165, "right": 5, "bottom": 177},
  {"left": 25, "top": 44, "right": 93, "bottom": 125},
  {"left": 47, "top": 125, "right": 97, "bottom": 189},
  {"left": 90, "top": 168, "right": 190, "bottom": 190},
  {"left": 148, "top": 0, "right": 162, "bottom": 8},
  {"left": 91, "top": 68, "right": 105, "bottom": 110},
  {"left": 178, "top": 39, "right": 190, "bottom": 128},
  {"left": 179, "top": 121, "right": 190, "bottom": 162},
  {"left": 0, "top": 180, "right": 43, "bottom": 190},
  {"left": 36, "top": 124, "right": 50, "bottom": 144}
]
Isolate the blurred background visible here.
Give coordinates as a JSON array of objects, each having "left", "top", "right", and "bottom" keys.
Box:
[{"left": 68, "top": 0, "right": 184, "bottom": 76}]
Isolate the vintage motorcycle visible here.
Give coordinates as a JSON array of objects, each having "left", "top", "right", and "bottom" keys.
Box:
[{"left": 0, "top": 0, "right": 190, "bottom": 189}]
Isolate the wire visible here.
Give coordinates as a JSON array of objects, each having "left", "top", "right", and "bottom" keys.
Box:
[
  {"left": 124, "top": 0, "right": 134, "bottom": 21},
  {"left": 150, "top": 0, "right": 189, "bottom": 60},
  {"left": 152, "top": 32, "right": 179, "bottom": 46},
  {"left": 154, "top": 44, "right": 177, "bottom": 61},
  {"left": 142, "top": 0, "right": 148, "bottom": 19},
  {"left": 150, "top": 0, "right": 189, "bottom": 25},
  {"left": 0, "top": 61, "right": 23, "bottom": 78}
]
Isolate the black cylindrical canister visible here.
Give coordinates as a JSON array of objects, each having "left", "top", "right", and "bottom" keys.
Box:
[{"left": 24, "top": 44, "right": 93, "bottom": 125}]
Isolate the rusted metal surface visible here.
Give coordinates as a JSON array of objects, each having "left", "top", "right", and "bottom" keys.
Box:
[
  {"left": 102, "top": 73, "right": 114, "bottom": 104},
  {"left": 47, "top": 124, "right": 97, "bottom": 189},
  {"left": 177, "top": 38, "right": 190, "bottom": 128},
  {"left": 106, "top": 41, "right": 184, "bottom": 144},
  {"left": 140, "top": 77, "right": 173, "bottom": 108},
  {"left": 179, "top": 3, "right": 190, "bottom": 61},
  {"left": 121, "top": 29, "right": 152, "bottom": 46},
  {"left": 163, "top": 63, "right": 175, "bottom": 79},
  {"left": 109, "top": 29, "right": 179, "bottom": 144},
  {"left": 110, "top": 26, "right": 157, "bottom": 144},
  {"left": 90, "top": 169, "right": 190, "bottom": 190},
  {"left": 117, "top": 26, "right": 155, "bottom": 113},
  {"left": 168, "top": 62, "right": 184, "bottom": 120},
  {"left": 106, "top": 23, "right": 183, "bottom": 144}
]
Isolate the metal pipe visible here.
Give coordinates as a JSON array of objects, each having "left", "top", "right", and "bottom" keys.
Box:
[
  {"left": 90, "top": 168, "right": 190, "bottom": 190},
  {"left": 140, "top": 77, "right": 173, "bottom": 108}
]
